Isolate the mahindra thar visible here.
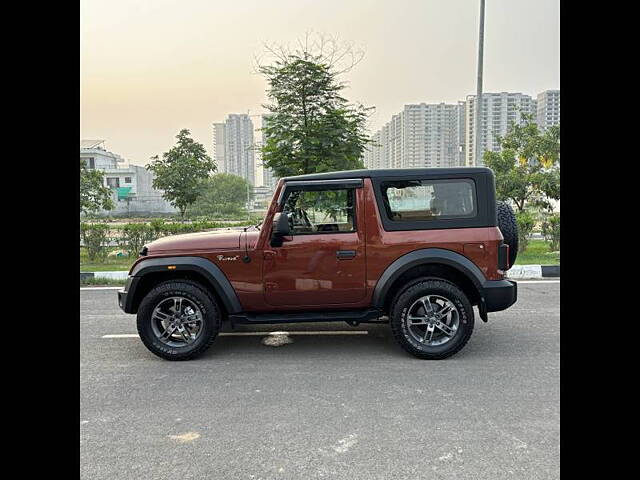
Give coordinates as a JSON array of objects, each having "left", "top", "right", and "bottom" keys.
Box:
[{"left": 118, "top": 168, "right": 518, "bottom": 360}]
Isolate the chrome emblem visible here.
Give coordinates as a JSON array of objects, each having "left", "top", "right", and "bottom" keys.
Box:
[{"left": 217, "top": 255, "right": 239, "bottom": 262}]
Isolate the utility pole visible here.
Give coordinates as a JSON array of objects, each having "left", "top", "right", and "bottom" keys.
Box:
[{"left": 475, "top": 0, "right": 486, "bottom": 166}]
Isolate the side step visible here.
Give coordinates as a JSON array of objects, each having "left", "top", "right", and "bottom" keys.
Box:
[{"left": 229, "top": 309, "right": 382, "bottom": 325}]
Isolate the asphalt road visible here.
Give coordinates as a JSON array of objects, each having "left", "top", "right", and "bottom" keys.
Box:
[{"left": 80, "top": 281, "right": 560, "bottom": 480}]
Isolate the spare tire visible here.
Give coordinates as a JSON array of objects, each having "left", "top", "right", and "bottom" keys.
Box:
[{"left": 496, "top": 201, "right": 518, "bottom": 268}]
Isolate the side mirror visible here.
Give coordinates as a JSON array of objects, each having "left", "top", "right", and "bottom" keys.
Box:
[{"left": 271, "top": 212, "right": 291, "bottom": 247}]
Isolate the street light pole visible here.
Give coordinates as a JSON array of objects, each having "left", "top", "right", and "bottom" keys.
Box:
[
  {"left": 475, "top": 0, "right": 486, "bottom": 166},
  {"left": 245, "top": 147, "right": 251, "bottom": 219}
]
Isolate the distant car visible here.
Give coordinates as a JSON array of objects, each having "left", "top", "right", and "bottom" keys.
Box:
[{"left": 118, "top": 167, "right": 518, "bottom": 360}]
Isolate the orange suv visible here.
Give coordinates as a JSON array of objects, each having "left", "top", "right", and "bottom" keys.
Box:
[{"left": 118, "top": 168, "right": 518, "bottom": 360}]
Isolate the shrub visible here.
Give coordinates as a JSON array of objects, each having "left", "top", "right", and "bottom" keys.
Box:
[
  {"left": 80, "top": 223, "right": 111, "bottom": 261},
  {"left": 80, "top": 217, "right": 260, "bottom": 263},
  {"left": 515, "top": 210, "right": 536, "bottom": 253},
  {"left": 120, "top": 223, "right": 155, "bottom": 256},
  {"left": 541, "top": 213, "right": 560, "bottom": 251},
  {"left": 149, "top": 218, "right": 167, "bottom": 241}
]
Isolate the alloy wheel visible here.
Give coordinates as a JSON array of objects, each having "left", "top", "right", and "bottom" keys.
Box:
[
  {"left": 405, "top": 294, "right": 460, "bottom": 346},
  {"left": 150, "top": 296, "right": 204, "bottom": 348}
]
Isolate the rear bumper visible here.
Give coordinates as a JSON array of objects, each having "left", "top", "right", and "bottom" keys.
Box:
[
  {"left": 117, "top": 276, "right": 137, "bottom": 314},
  {"left": 481, "top": 279, "right": 517, "bottom": 313}
]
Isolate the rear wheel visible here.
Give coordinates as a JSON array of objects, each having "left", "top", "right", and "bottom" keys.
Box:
[
  {"left": 390, "top": 279, "right": 474, "bottom": 359},
  {"left": 137, "top": 280, "right": 221, "bottom": 361}
]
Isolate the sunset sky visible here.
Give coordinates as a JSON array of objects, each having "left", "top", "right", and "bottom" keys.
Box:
[{"left": 80, "top": 0, "right": 559, "bottom": 166}]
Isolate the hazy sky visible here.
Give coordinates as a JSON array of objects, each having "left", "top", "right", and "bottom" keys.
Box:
[{"left": 80, "top": 0, "right": 559, "bottom": 166}]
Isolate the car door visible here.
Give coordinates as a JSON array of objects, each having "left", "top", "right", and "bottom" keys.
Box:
[{"left": 263, "top": 179, "right": 367, "bottom": 307}]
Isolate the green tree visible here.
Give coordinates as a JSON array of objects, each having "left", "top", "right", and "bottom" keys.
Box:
[
  {"left": 80, "top": 159, "right": 114, "bottom": 214},
  {"left": 258, "top": 34, "right": 373, "bottom": 177},
  {"left": 189, "top": 173, "right": 254, "bottom": 218},
  {"left": 484, "top": 115, "right": 560, "bottom": 212},
  {"left": 146, "top": 129, "right": 216, "bottom": 218}
]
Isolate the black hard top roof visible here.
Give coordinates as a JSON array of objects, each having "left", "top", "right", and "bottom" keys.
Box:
[{"left": 281, "top": 167, "right": 492, "bottom": 182}]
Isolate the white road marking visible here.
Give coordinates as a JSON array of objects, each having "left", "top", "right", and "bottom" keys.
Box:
[
  {"left": 81, "top": 287, "right": 122, "bottom": 291},
  {"left": 102, "top": 331, "right": 369, "bottom": 339},
  {"left": 263, "top": 331, "right": 368, "bottom": 336},
  {"left": 167, "top": 432, "right": 200, "bottom": 443},
  {"left": 517, "top": 280, "right": 560, "bottom": 284}
]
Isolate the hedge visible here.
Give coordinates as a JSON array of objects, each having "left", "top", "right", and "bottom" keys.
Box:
[{"left": 80, "top": 219, "right": 255, "bottom": 258}]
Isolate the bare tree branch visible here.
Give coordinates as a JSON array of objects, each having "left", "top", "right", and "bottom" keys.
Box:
[{"left": 256, "top": 32, "right": 365, "bottom": 76}]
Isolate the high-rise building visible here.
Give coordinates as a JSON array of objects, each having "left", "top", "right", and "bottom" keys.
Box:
[
  {"left": 456, "top": 100, "right": 466, "bottom": 167},
  {"left": 364, "top": 103, "right": 464, "bottom": 170},
  {"left": 260, "top": 114, "right": 278, "bottom": 190},
  {"left": 212, "top": 123, "right": 226, "bottom": 171},
  {"left": 212, "top": 114, "right": 255, "bottom": 185},
  {"left": 536, "top": 90, "right": 560, "bottom": 131},
  {"left": 464, "top": 92, "right": 537, "bottom": 166}
]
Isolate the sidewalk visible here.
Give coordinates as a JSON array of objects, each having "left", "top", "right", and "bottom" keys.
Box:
[{"left": 506, "top": 264, "right": 560, "bottom": 279}]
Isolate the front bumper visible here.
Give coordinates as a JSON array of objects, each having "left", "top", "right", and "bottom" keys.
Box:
[
  {"left": 117, "top": 276, "right": 137, "bottom": 313},
  {"left": 481, "top": 279, "right": 517, "bottom": 313}
]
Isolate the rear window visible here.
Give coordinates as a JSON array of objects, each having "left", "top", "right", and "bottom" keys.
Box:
[{"left": 380, "top": 179, "right": 476, "bottom": 222}]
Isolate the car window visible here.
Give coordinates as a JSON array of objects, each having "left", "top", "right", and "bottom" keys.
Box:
[
  {"left": 381, "top": 179, "right": 476, "bottom": 221},
  {"left": 283, "top": 188, "right": 356, "bottom": 234}
]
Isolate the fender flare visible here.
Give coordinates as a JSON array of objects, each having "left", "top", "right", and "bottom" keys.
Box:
[
  {"left": 371, "top": 248, "right": 486, "bottom": 308},
  {"left": 130, "top": 256, "right": 242, "bottom": 314}
]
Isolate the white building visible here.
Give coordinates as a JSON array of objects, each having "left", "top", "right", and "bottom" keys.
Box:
[
  {"left": 213, "top": 114, "right": 255, "bottom": 186},
  {"left": 464, "top": 92, "right": 537, "bottom": 166},
  {"left": 80, "top": 140, "right": 125, "bottom": 169},
  {"left": 212, "top": 123, "right": 226, "bottom": 170},
  {"left": 365, "top": 89, "right": 557, "bottom": 170},
  {"left": 456, "top": 100, "right": 466, "bottom": 166},
  {"left": 80, "top": 140, "right": 177, "bottom": 215},
  {"left": 364, "top": 103, "right": 464, "bottom": 170},
  {"left": 260, "top": 114, "right": 278, "bottom": 191},
  {"left": 537, "top": 90, "right": 560, "bottom": 131}
]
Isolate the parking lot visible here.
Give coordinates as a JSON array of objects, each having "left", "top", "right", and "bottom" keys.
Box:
[{"left": 80, "top": 281, "right": 559, "bottom": 480}]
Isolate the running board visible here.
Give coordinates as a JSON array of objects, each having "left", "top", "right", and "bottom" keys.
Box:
[{"left": 228, "top": 309, "right": 382, "bottom": 325}]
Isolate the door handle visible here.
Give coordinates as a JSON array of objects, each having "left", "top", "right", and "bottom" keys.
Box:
[{"left": 336, "top": 250, "right": 356, "bottom": 260}]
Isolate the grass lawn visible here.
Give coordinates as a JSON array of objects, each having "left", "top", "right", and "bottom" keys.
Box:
[
  {"left": 514, "top": 239, "right": 559, "bottom": 265},
  {"left": 80, "top": 248, "right": 135, "bottom": 272}
]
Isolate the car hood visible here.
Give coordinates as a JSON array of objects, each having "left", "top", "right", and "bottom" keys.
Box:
[{"left": 146, "top": 230, "right": 241, "bottom": 254}]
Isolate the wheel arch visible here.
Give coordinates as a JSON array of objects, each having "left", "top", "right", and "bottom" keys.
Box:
[
  {"left": 372, "top": 248, "right": 485, "bottom": 314},
  {"left": 127, "top": 256, "right": 242, "bottom": 315}
]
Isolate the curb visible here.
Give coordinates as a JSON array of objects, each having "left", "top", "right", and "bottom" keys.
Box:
[
  {"left": 80, "top": 271, "right": 129, "bottom": 281},
  {"left": 507, "top": 265, "right": 560, "bottom": 280}
]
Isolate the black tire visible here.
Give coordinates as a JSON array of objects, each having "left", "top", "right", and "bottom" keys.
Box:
[
  {"left": 496, "top": 201, "right": 518, "bottom": 268},
  {"left": 137, "top": 280, "right": 221, "bottom": 361},
  {"left": 390, "top": 279, "right": 474, "bottom": 360}
]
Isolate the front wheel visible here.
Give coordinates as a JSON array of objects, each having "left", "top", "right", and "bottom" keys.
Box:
[
  {"left": 137, "top": 280, "right": 221, "bottom": 360},
  {"left": 390, "top": 279, "right": 474, "bottom": 359}
]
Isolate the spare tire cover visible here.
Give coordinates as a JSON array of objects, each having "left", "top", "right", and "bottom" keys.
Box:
[{"left": 496, "top": 201, "right": 518, "bottom": 268}]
